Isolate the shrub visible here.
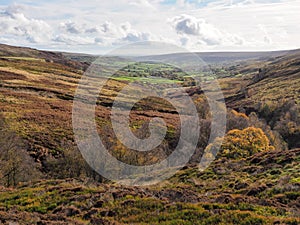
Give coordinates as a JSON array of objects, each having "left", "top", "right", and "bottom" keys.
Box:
[
  {"left": 227, "top": 109, "right": 249, "bottom": 131},
  {"left": 220, "top": 127, "right": 274, "bottom": 159}
]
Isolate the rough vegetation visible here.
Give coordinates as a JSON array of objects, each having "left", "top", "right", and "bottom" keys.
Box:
[
  {"left": 0, "top": 44, "right": 299, "bottom": 224},
  {"left": 0, "top": 148, "right": 299, "bottom": 224}
]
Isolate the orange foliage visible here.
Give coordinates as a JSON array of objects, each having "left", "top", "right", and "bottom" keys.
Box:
[{"left": 221, "top": 127, "right": 274, "bottom": 159}]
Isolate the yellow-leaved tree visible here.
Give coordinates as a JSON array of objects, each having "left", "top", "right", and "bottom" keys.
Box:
[
  {"left": 221, "top": 127, "right": 274, "bottom": 159},
  {"left": 201, "top": 127, "right": 275, "bottom": 166}
]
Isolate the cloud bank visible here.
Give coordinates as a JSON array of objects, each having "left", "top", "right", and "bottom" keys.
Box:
[
  {"left": 0, "top": 0, "right": 299, "bottom": 53},
  {"left": 0, "top": 5, "right": 51, "bottom": 44}
]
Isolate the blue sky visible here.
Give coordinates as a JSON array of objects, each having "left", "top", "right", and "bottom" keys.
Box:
[{"left": 0, "top": 0, "right": 299, "bottom": 54}]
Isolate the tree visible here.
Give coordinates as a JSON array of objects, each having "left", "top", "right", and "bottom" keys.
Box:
[
  {"left": 44, "top": 140, "right": 105, "bottom": 182},
  {"left": 227, "top": 109, "right": 249, "bottom": 131},
  {"left": 273, "top": 100, "right": 300, "bottom": 149},
  {"left": 220, "top": 127, "right": 274, "bottom": 159},
  {"left": 0, "top": 115, "right": 39, "bottom": 187}
]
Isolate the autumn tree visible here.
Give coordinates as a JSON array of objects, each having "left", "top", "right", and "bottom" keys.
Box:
[
  {"left": 220, "top": 127, "right": 274, "bottom": 159},
  {"left": 257, "top": 100, "right": 300, "bottom": 149},
  {"left": 227, "top": 109, "right": 249, "bottom": 131}
]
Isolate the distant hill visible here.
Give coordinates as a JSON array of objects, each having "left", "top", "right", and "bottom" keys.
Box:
[
  {"left": 2, "top": 43, "right": 296, "bottom": 65},
  {"left": 138, "top": 50, "right": 295, "bottom": 64},
  {"left": 61, "top": 44, "right": 296, "bottom": 65}
]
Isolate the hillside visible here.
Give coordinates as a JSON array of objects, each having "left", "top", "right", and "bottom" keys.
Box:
[
  {"left": 225, "top": 49, "right": 300, "bottom": 148},
  {"left": 0, "top": 148, "right": 299, "bottom": 224},
  {"left": 0, "top": 44, "right": 89, "bottom": 71},
  {"left": 226, "top": 49, "right": 300, "bottom": 108},
  {"left": 0, "top": 46, "right": 182, "bottom": 163},
  {"left": 0, "top": 44, "right": 299, "bottom": 224}
]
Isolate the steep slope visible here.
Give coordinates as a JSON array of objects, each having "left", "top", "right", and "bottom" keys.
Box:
[
  {"left": 226, "top": 49, "right": 300, "bottom": 109},
  {"left": 225, "top": 50, "right": 300, "bottom": 149},
  {"left": 0, "top": 44, "right": 181, "bottom": 164},
  {"left": 0, "top": 148, "right": 299, "bottom": 224}
]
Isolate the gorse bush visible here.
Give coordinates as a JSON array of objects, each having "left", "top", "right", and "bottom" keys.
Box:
[{"left": 220, "top": 127, "right": 274, "bottom": 159}]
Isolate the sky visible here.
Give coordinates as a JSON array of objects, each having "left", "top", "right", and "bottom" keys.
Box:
[{"left": 0, "top": 0, "right": 300, "bottom": 54}]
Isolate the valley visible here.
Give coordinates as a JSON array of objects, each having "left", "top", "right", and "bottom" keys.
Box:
[{"left": 0, "top": 43, "right": 299, "bottom": 224}]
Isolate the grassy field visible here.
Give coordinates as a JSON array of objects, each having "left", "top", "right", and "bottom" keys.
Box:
[{"left": 112, "top": 76, "right": 182, "bottom": 84}]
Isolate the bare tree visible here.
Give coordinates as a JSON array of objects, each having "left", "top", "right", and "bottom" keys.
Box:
[{"left": 0, "top": 115, "right": 39, "bottom": 187}]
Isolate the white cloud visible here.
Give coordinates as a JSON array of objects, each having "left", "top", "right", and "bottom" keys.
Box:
[
  {"left": 60, "top": 21, "right": 83, "bottom": 34},
  {"left": 53, "top": 34, "right": 95, "bottom": 45},
  {"left": 258, "top": 24, "right": 273, "bottom": 44},
  {"left": 0, "top": 0, "right": 299, "bottom": 53},
  {"left": 0, "top": 3, "right": 160, "bottom": 51},
  {"left": 170, "top": 14, "right": 245, "bottom": 46},
  {"left": 122, "top": 32, "right": 151, "bottom": 42},
  {"left": 119, "top": 22, "right": 154, "bottom": 43},
  {"left": 100, "top": 21, "right": 118, "bottom": 35},
  {"left": 54, "top": 19, "right": 156, "bottom": 48},
  {"left": 0, "top": 4, "right": 51, "bottom": 43},
  {"left": 129, "top": 0, "right": 156, "bottom": 9}
]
